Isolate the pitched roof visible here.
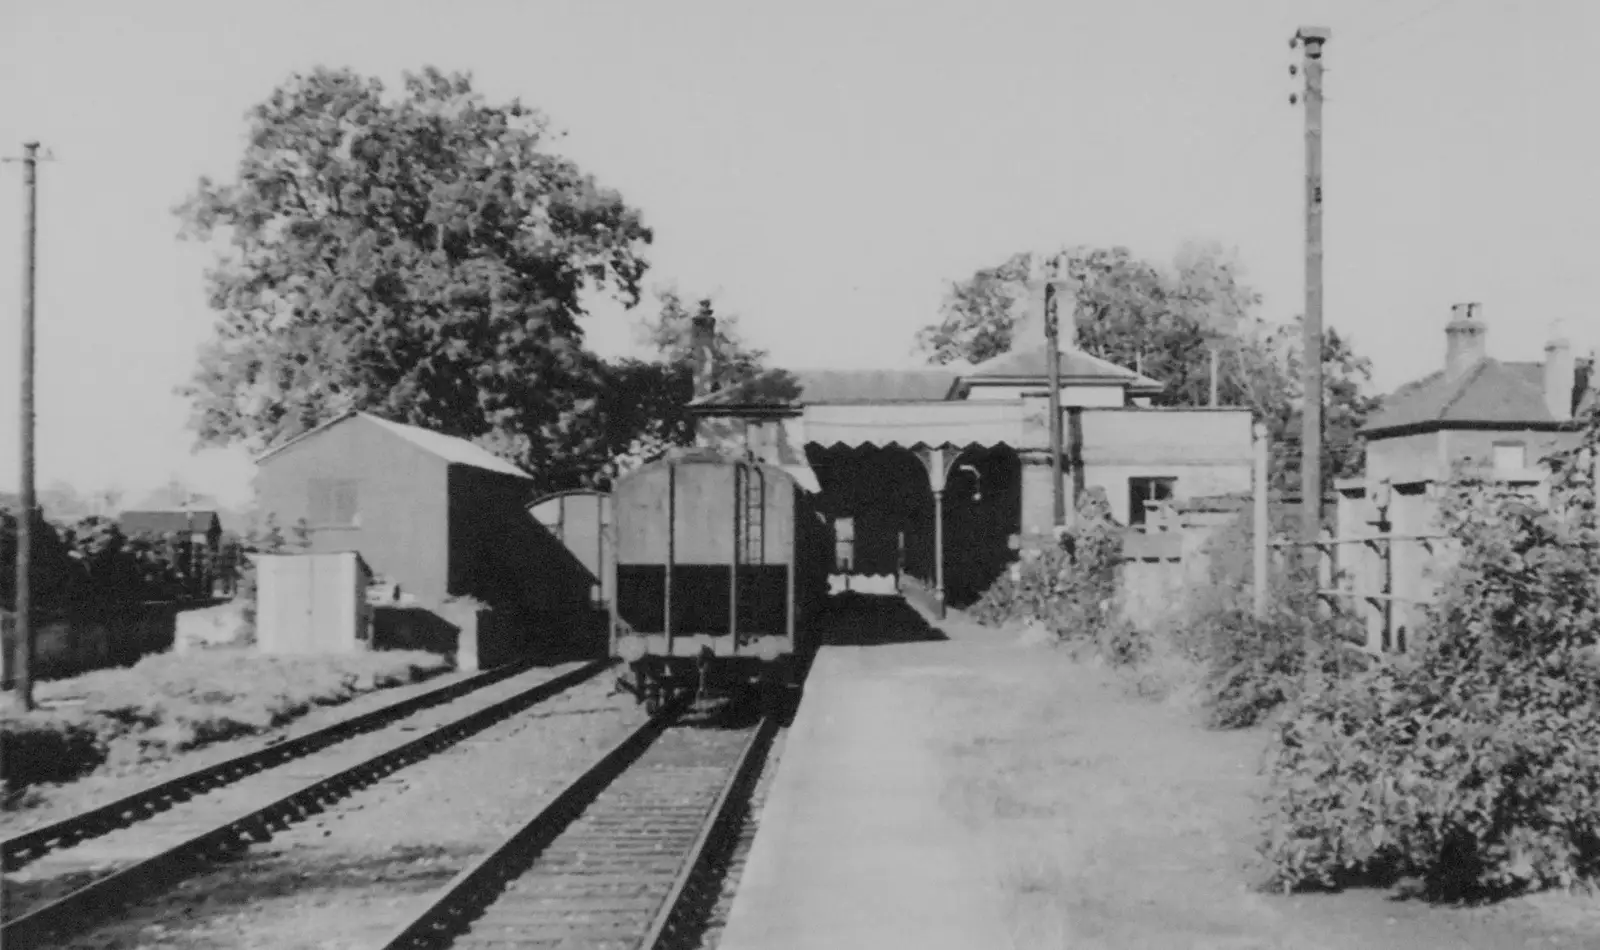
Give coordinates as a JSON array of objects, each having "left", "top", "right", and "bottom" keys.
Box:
[
  {"left": 1362, "top": 358, "right": 1581, "bottom": 435},
  {"left": 691, "top": 368, "right": 961, "bottom": 408},
  {"left": 256, "top": 412, "right": 533, "bottom": 480},
  {"left": 963, "top": 345, "right": 1165, "bottom": 394},
  {"left": 120, "top": 510, "right": 221, "bottom": 536}
]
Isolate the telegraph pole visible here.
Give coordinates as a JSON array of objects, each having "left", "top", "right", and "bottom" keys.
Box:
[
  {"left": 1044, "top": 279, "right": 1066, "bottom": 528},
  {"left": 8, "top": 142, "right": 39, "bottom": 711},
  {"left": 1292, "top": 27, "right": 1330, "bottom": 571}
]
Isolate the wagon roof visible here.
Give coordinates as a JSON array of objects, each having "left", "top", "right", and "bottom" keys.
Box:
[
  {"left": 618, "top": 449, "right": 821, "bottom": 493},
  {"left": 255, "top": 411, "right": 533, "bottom": 480}
]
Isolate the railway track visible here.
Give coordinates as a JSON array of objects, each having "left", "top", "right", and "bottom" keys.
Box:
[
  {"left": 0, "top": 657, "right": 612, "bottom": 949},
  {"left": 378, "top": 696, "right": 777, "bottom": 950}
]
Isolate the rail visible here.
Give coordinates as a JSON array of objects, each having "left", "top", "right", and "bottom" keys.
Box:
[
  {"left": 376, "top": 699, "right": 775, "bottom": 950},
  {"left": 3, "top": 655, "right": 551, "bottom": 871},
  {"left": 0, "top": 658, "right": 613, "bottom": 950}
]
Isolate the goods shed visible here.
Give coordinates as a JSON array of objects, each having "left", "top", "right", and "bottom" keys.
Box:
[{"left": 253, "top": 412, "right": 596, "bottom": 663}]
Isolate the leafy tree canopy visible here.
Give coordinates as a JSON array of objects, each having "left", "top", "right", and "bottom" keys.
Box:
[
  {"left": 597, "top": 287, "right": 770, "bottom": 482},
  {"left": 176, "top": 66, "right": 653, "bottom": 491},
  {"left": 914, "top": 241, "right": 1381, "bottom": 490}
]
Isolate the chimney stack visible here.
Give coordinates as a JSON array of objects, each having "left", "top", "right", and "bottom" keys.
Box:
[
  {"left": 1444, "top": 302, "right": 1487, "bottom": 381},
  {"left": 690, "top": 304, "right": 717, "bottom": 399},
  {"left": 1008, "top": 278, "right": 1079, "bottom": 355},
  {"left": 1543, "top": 319, "right": 1575, "bottom": 421}
]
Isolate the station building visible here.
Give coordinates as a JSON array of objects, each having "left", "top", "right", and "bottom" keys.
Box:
[{"left": 685, "top": 297, "right": 1256, "bottom": 615}]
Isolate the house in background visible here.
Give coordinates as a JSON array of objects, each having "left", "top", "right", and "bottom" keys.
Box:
[
  {"left": 1335, "top": 303, "right": 1595, "bottom": 653},
  {"left": 253, "top": 412, "right": 597, "bottom": 665},
  {"left": 119, "top": 509, "right": 224, "bottom": 600},
  {"left": 1359, "top": 303, "right": 1594, "bottom": 489},
  {"left": 686, "top": 291, "right": 1256, "bottom": 613}
]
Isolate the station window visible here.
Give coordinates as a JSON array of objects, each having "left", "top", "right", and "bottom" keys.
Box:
[
  {"left": 1492, "top": 442, "right": 1527, "bottom": 474},
  {"left": 309, "top": 478, "right": 360, "bottom": 528},
  {"left": 1128, "top": 476, "right": 1176, "bottom": 526},
  {"left": 834, "top": 517, "right": 855, "bottom": 572}
]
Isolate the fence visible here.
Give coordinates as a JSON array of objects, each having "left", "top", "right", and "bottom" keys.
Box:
[{"left": 1267, "top": 454, "right": 1599, "bottom": 660}]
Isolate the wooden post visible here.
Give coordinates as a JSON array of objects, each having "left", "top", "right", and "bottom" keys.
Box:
[
  {"left": 729, "top": 464, "right": 740, "bottom": 649},
  {"left": 933, "top": 490, "right": 946, "bottom": 619},
  {"left": 1293, "top": 26, "right": 1331, "bottom": 577},
  {"left": 665, "top": 462, "right": 676, "bottom": 656},
  {"left": 1253, "top": 422, "right": 1269, "bottom": 617}
]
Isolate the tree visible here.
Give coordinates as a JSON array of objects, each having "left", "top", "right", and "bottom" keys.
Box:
[
  {"left": 914, "top": 242, "right": 1381, "bottom": 491},
  {"left": 595, "top": 288, "right": 771, "bottom": 483},
  {"left": 175, "top": 67, "right": 653, "bottom": 492}
]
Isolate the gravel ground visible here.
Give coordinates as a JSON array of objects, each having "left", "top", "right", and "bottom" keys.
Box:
[
  {"left": 689, "top": 726, "right": 787, "bottom": 950},
  {"left": 46, "top": 675, "right": 647, "bottom": 950},
  {"left": 3, "top": 661, "right": 604, "bottom": 922},
  {"left": 1, "top": 663, "right": 489, "bottom": 834}
]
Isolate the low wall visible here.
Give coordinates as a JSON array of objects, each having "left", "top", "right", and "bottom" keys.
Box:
[{"left": 1, "top": 602, "right": 178, "bottom": 684}]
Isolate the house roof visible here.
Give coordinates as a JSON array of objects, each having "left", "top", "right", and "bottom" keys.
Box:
[
  {"left": 255, "top": 411, "right": 533, "bottom": 480},
  {"left": 690, "top": 368, "right": 962, "bottom": 408},
  {"left": 120, "top": 510, "right": 221, "bottom": 537},
  {"left": 1362, "top": 358, "right": 1583, "bottom": 435},
  {"left": 962, "top": 345, "right": 1165, "bottom": 394}
]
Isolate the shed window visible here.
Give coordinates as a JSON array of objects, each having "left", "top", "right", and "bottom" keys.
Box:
[
  {"left": 834, "top": 517, "right": 855, "bottom": 572},
  {"left": 1128, "top": 476, "right": 1176, "bottom": 526},
  {"left": 1492, "top": 442, "right": 1526, "bottom": 474},
  {"left": 309, "top": 478, "right": 360, "bottom": 527}
]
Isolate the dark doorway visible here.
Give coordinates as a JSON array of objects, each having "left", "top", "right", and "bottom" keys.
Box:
[{"left": 942, "top": 446, "right": 1022, "bottom": 607}]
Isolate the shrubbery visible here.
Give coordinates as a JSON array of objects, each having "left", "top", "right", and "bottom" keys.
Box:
[
  {"left": 1, "top": 508, "right": 247, "bottom": 614},
  {"left": 1180, "top": 509, "right": 1367, "bottom": 728},
  {"left": 1, "top": 649, "right": 451, "bottom": 797},
  {"left": 968, "top": 488, "right": 1125, "bottom": 653},
  {"left": 1260, "top": 439, "right": 1600, "bottom": 898}
]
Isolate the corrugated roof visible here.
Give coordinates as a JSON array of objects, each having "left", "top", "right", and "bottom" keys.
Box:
[
  {"left": 256, "top": 411, "right": 533, "bottom": 480},
  {"left": 120, "top": 510, "right": 220, "bottom": 536},
  {"left": 964, "top": 345, "right": 1165, "bottom": 393},
  {"left": 691, "top": 368, "right": 960, "bottom": 408},
  {"left": 1362, "top": 359, "right": 1581, "bottom": 434}
]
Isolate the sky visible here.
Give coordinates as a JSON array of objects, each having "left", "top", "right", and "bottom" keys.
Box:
[{"left": 0, "top": 0, "right": 1595, "bottom": 507}]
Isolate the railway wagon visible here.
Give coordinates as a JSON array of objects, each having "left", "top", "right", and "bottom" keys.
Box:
[
  {"left": 610, "top": 448, "right": 829, "bottom": 711},
  {"left": 528, "top": 489, "right": 612, "bottom": 610}
]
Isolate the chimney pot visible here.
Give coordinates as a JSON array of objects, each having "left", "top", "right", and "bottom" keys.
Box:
[
  {"left": 1444, "top": 301, "right": 1487, "bottom": 381},
  {"left": 690, "top": 311, "right": 717, "bottom": 399},
  {"left": 1544, "top": 318, "right": 1575, "bottom": 421}
]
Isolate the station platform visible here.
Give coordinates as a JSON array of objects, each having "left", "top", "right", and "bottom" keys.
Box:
[{"left": 716, "top": 596, "right": 1009, "bottom": 950}]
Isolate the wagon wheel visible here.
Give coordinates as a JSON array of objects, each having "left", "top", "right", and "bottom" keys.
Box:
[{"left": 644, "top": 683, "right": 663, "bottom": 716}]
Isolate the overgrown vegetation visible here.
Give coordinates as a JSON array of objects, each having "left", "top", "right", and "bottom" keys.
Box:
[
  {"left": 0, "top": 649, "right": 450, "bottom": 797},
  {"left": 1, "top": 508, "right": 244, "bottom": 616},
  {"left": 967, "top": 489, "right": 1124, "bottom": 652},
  {"left": 1181, "top": 505, "right": 1367, "bottom": 729},
  {"left": 1260, "top": 432, "right": 1600, "bottom": 899}
]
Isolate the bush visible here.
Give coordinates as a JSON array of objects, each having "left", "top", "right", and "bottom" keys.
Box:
[
  {"left": 1260, "top": 438, "right": 1600, "bottom": 898},
  {"left": 969, "top": 488, "right": 1123, "bottom": 646},
  {"left": 1, "top": 649, "right": 452, "bottom": 794},
  {"left": 1171, "top": 499, "right": 1366, "bottom": 728}
]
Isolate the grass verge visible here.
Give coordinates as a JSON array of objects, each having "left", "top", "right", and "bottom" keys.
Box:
[
  {"left": 930, "top": 629, "right": 1598, "bottom": 949},
  {"left": 1, "top": 648, "right": 451, "bottom": 799}
]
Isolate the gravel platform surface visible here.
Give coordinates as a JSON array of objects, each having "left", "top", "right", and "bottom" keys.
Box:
[{"left": 42, "top": 675, "right": 646, "bottom": 950}]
